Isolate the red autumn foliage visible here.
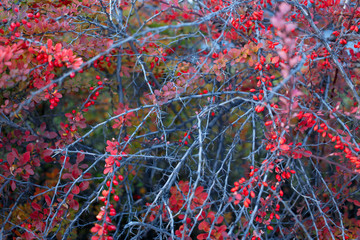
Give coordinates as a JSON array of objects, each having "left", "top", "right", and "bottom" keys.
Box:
[{"left": 1, "top": 0, "right": 360, "bottom": 239}]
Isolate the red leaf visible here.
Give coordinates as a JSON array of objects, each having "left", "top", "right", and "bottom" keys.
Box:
[
  {"left": 197, "top": 233, "right": 208, "bottom": 240},
  {"left": 303, "top": 150, "right": 312, "bottom": 157},
  {"left": 45, "top": 195, "right": 52, "bottom": 206},
  {"left": 65, "top": 113, "right": 73, "bottom": 118},
  {"left": 76, "top": 153, "right": 85, "bottom": 163},
  {"left": 69, "top": 199, "right": 79, "bottom": 210},
  {"left": 198, "top": 220, "right": 209, "bottom": 231},
  {"left": 72, "top": 168, "right": 81, "bottom": 179},
  {"left": 91, "top": 224, "right": 102, "bottom": 233},
  {"left": 207, "top": 211, "right": 215, "bottom": 221},
  {"left": 10, "top": 180, "right": 16, "bottom": 191},
  {"left": 44, "top": 131, "right": 57, "bottom": 139},
  {"left": 217, "top": 224, "right": 227, "bottom": 233},
  {"left": 24, "top": 231, "right": 35, "bottom": 240},
  {"left": 105, "top": 156, "right": 115, "bottom": 165},
  {"left": 216, "top": 216, "right": 224, "bottom": 224},
  {"left": 55, "top": 43, "right": 62, "bottom": 52},
  {"left": 42, "top": 149, "right": 53, "bottom": 156},
  {"left": 79, "top": 181, "right": 89, "bottom": 191},
  {"left": 26, "top": 135, "right": 37, "bottom": 142},
  {"left": 25, "top": 164, "right": 34, "bottom": 175},
  {"left": 44, "top": 156, "right": 53, "bottom": 163},
  {"left": 31, "top": 202, "right": 42, "bottom": 211},
  {"left": 79, "top": 164, "right": 88, "bottom": 169},
  {"left": 72, "top": 185, "right": 80, "bottom": 195},
  {"left": 7, "top": 148, "right": 20, "bottom": 166},
  {"left": 103, "top": 167, "right": 112, "bottom": 174},
  {"left": 22, "top": 151, "right": 31, "bottom": 164},
  {"left": 62, "top": 173, "right": 73, "bottom": 180},
  {"left": 40, "top": 122, "right": 46, "bottom": 132},
  {"left": 47, "top": 39, "right": 53, "bottom": 50},
  {"left": 7, "top": 152, "right": 15, "bottom": 166},
  {"left": 280, "top": 144, "right": 290, "bottom": 151}
]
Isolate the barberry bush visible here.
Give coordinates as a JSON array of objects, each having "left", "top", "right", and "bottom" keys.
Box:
[{"left": 1, "top": 0, "right": 360, "bottom": 239}]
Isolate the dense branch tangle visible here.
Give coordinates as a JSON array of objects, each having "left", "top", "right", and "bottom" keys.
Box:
[{"left": 0, "top": 0, "right": 360, "bottom": 239}]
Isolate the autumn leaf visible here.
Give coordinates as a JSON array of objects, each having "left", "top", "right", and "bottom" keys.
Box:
[{"left": 280, "top": 144, "right": 290, "bottom": 151}]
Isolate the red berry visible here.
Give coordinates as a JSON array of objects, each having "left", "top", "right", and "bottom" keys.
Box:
[
  {"left": 250, "top": 191, "right": 256, "bottom": 198},
  {"left": 108, "top": 225, "right": 116, "bottom": 231},
  {"left": 109, "top": 209, "right": 116, "bottom": 216}
]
